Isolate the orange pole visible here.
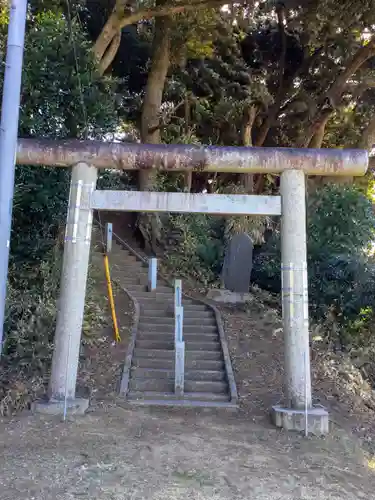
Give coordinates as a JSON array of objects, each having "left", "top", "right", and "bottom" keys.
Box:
[{"left": 103, "top": 253, "right": 121, "bottom": 342}]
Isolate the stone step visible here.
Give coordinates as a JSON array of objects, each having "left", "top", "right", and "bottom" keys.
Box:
[
  {"left": 111, "top": 271, "right": 144, "bottom": 282},
  {"left": 117, "top": 276, "right": 143, "bottom": 283},
  {"left": 132, "top": 292, "right": 174, "bottom": 300},
  {"left": 110, "top": 246, "right": 133, "bottom": 256},
  {"left": 111, "top": 264, "right": 146, "bottom": 273},
  {"left": 126, "top": 285, "right": 173, "bottom": 294},
  {"left": 129, "top": 378, "right": 228, "bottom": 394},
  {"left": 130, "top": 367, "right": 226, "bottom": 381},
  {"left": 110, "top": 254, "right": 145, "bottom": 264},
  {"left": 109, "top": 247, "right": 139, "bottom": 258},
  {"left": 135, "top": 339, "right": 221, "bottom": 351},
  {"left": 140, "top": 304, "right": 210, "bottom": 314},
  {"left": 135, "top": 296, "right": 195, "bottom": 305},
  {"left": 137, "top": 332, "right": 219, "bottom": 342},
  {"left": 127, "top": 391, "right": 230, "bottom": 403},
  {"left": 132, "top": 357, "right": 225, "bottom": 370},
  {"left": 140, "top": 316, "right": 216, "bottom": 326},
  {"left": 101, "top": 235, "right": 236, "bottom": 408},
  {"left": 120, "top": 280, "right": 147, "bottom": 287},
  {"left": 119, "top": 253, "right": 138, "bottom": 261},
  {"left": 139, "top": 310, "right": 215, "bottom": 321},
  {"left": 133, "top": 349, "right": 223, "bottom": 361},
  {"left": 138, "top": 323, "right": 218, "bottom": 334},
  {"left": 121, "top": 271, "right": 148, "bottom": 285}
]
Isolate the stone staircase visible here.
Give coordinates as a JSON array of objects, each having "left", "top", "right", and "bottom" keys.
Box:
[{"left": 107, "top": 234, "right": 238, "bottom": 408}]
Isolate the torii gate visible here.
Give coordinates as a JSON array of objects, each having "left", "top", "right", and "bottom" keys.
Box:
[{"left": 16, "top": 138, "right": 368, "bottom": 434}]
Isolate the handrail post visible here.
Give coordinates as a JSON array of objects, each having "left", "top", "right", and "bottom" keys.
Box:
[
  {"left": 175, "top": 340, "right": 185, "bottom": 397},
  {"left": 105, "top": 222, "right": 113, "bottom": 253},
  {"left": 174, "top": 279, "right": 184, "bottom": 397},
  {"left": 174, "top": 279, "right": 182, "bottom": 311},
  {"left": 148, "top": 258, "right": 157, "bottom": 291},
  {"left": 174, "top": 306, "right": 183, "bottom": 344}
]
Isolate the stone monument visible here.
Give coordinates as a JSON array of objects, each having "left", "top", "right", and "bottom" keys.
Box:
[{"left": 207, "top": 232, "right": 253, "bottom": 303}]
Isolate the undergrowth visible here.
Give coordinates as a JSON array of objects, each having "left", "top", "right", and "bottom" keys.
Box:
[{"left": 0, "top": 246, "right": 108, "bottom": 416}]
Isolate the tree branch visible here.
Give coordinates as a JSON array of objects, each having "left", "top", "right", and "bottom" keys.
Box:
[
  {"left": 146, "top": 98, "right": 186, "bottom": 134},
  {"left": 118, "top": 0, "right": 226, "bottom": 30},
  {"left": 93, "top": 15, "right": 121, "bottom": 67},
  {"left": 307, "top": 114, "right": 330, "bottom": 148},
  {"left": 94, "top": 0, "right": 228, "bottom": 74},
  {"left": 301, "top": 37, "right": 375, "bottom": 147},
  {"left": 254, "top": 2, "right": 287, "bottom": 147},
  {"left": 327, "top": 38, "right": 375, "bottom": 108},
  {"left": 242, "top": 104, "right": 258, "bottom": 147},
  {"left": 98, "top": 32, "right": 121, "bottom": 75}
]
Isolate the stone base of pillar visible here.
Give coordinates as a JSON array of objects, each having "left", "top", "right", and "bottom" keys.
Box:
[
  {"left": 270, "top": 405, "right": 329, "bottom": 435},
  {"left": 32, "top": 398, "right": 89, "bottom": 416}
]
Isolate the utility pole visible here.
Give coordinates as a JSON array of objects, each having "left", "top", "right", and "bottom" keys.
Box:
[{"left": 0, "top": 0, "right": 27, "bottom": 354}]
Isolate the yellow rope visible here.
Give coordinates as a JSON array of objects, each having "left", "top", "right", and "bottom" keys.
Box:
[{"left": 104, "top": 253, "right": 121, "bottom": 343}]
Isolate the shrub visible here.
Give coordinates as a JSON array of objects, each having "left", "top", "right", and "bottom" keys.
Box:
[
  {"left": 308, "top": 185, "right": 375, "bottom": 324},
  {"left": 1, "top": 248, "right": 62, "bottom": 414},
  {"left": 307, "top": 184, "right": 375, "bottom": 257},
  {"left": 164, "top": 213, "right": 224, "bottom": 284},
  {"left": 251, "top": 184, "right": 375, "bottom": 330}
]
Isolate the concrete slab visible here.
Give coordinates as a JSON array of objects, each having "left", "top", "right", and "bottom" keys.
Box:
[
  {"left": 271, "top": 405, "right": 329, "bottom": 435},
  {"left": 32, "top": 398, "right": 89, "bottom": 416},
  {"left": 206, "top": 289, "right": 252, "bottom": 304}
]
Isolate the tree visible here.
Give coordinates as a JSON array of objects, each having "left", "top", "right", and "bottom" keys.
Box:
[
  {"left": 240, "top": 0, "right": 375, "bottom": 188},
  {"left": 153, "top": 0, "right": 375, "bottom": 193}
]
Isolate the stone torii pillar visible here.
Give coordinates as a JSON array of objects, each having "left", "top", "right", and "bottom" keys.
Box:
[
  {"left": 34, "top": 162, "right": 97, "bottom": 415},
  {"left": 270, "top": 169, "right": 319, "bottom": 433},
  {"left": 16, "top": 139, "right": 368, "bottom": 428}
]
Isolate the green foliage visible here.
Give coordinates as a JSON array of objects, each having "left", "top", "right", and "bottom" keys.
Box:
[
  {"left": 217, "top": 182, "right": 272, "bottom": 245},
  {"left": 6, "top": 11, "right": 118, "bottom": 263},
  {"left": 160, "top": 18, "right": 271, "bottom": 150},
  {"left": 252, "top": 185, "right": 375, "bottom": 333},
  {"left": 165, "top": 214, "right": 224, "bottom": 284},
  {"left": 307, "top": 184, "right": 375, "bottom": 257},
  {"left": 171, "top": 9, "right": 219, "bottom": 61},
  {"left": 11, "top": 166, "right": 70, "bottom": 263},
  {"left": 18, "top": 11, "right": 117, "bottom": 139},
  {"left": 309, "top": 254, "right": 375, "bottom": 326},
  {"left": 97, "top": 170, "right": 133, "bottom": 191},
  {"left": 1, "top": 247, "right": 61, "bottom": 415}
]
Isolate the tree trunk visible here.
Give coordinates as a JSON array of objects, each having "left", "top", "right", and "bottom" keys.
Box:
[
  {"left": 93, "top": 11, "right": 121, "bottom": 66},
  {"left": 241, "top": 105, "right": 257, "bottom": 193},
  {"left": 139, "top": 12, "right": 171, "bottom": 191},
  {"left": 137, "top": 10, "right": 171, "bottom": 255},
  {"left": 306, "top": 116, "right": 330, "bottom": 192}
]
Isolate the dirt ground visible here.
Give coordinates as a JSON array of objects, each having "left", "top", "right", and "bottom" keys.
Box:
[
  {"left": 1, "top": 248, "right": 375, "bottom": 499},
  {"left": 0, "top": 403, "right": 374, "bottom": 500},
  {"left": 220, "top": 290, "right": 375, "bottom": 456}
]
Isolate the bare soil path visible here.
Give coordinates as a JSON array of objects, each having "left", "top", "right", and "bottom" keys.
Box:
[{"left": 0, "top": 403, "right": 374, "bottom": 500}]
